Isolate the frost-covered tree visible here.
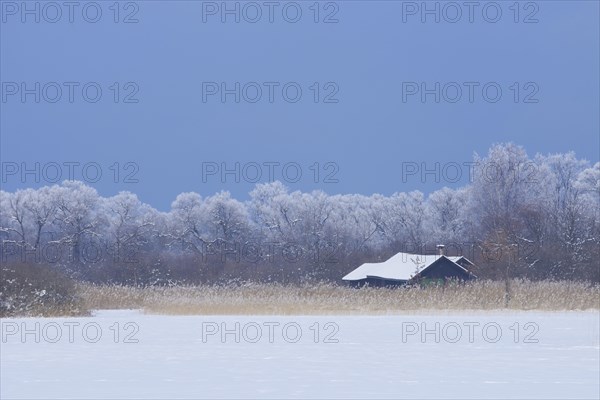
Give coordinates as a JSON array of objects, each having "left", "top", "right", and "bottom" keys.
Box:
[
  {"left": 101, "top": 191, "right": 155, "bottom": 265},
  {"left": 0, "top": 189, "right": 30, "bottom": 247},
  {"left": 168, "top": 192, "right": 205, "bottom": 254},
  {"left": 329, "top": 194, "right": 378, "bottom": 254},
  {"left": 203, "top": 191, "right": 249, "bottom": 244},
  {"left": 52, "top": 181, "right": 102, "bottom": 266},
  {"left": 424, "top": 187, "right": 468, "bottom": 244},
  {"left": 24, "top": 186, "right": 58, "bottom": 250},
  {"left": 531, "top": 153, "right": 595, "bottom": 278},
  {"left": 470, "top": 143, "right": 538, "bottom": 235}
]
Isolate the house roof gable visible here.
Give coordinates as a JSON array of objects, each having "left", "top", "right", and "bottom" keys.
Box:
[{"left": 342, "top": 252, "right": 475, "bottom": 281}]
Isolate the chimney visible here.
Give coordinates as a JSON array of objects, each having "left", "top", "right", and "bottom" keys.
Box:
[{"left": 436, "top": 244, "right": 445, "bottom": 256}]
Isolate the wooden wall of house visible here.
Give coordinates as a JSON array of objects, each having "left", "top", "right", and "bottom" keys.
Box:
[
  {"left": 346, "top": 277, "right": 407, "bottom": 288},
  {"left": 419, "top": 258, "right": 473, "bottom": 281}
]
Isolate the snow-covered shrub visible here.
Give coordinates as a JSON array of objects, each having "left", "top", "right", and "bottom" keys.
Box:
[{"left": 0, "top": 263, "right": 88, "bottom": 317}]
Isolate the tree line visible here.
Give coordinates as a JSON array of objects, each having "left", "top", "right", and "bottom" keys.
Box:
[{"left": 1, "top": 143, "right": 598, "bottom": 285}]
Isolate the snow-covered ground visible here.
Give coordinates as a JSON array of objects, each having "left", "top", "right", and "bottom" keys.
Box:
[{"left": 1, "top": 310, "right": 599, "bottom": 399}]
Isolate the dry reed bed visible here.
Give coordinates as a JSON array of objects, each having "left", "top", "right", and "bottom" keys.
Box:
[{"left": 78, "top": 280, "right": 600, "bottom": 315}]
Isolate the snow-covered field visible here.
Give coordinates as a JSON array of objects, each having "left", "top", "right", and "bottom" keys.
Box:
[{"left": 1, "top": 310, "right": 599, "bottom": 399}]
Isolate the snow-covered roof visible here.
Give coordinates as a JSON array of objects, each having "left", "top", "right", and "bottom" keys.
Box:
[{"left": 342, "top": 252, "right": 472, "bottom": 282}]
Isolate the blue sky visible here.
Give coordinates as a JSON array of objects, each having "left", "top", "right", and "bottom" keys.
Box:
[{"left": 1, "top": 0, "right": 599, "bottom": 210}]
